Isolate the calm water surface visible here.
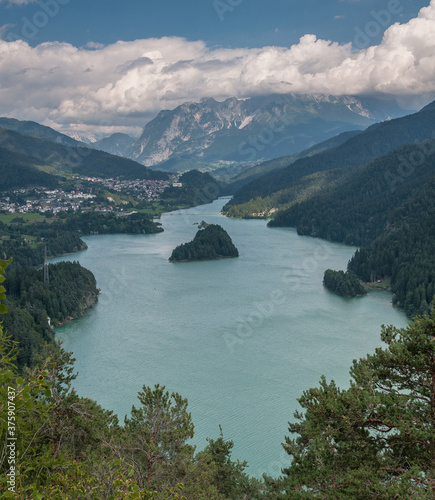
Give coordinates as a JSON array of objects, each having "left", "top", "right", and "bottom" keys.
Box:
[{"left": 54, "top": 198, "right": 408, "bottom": 477}]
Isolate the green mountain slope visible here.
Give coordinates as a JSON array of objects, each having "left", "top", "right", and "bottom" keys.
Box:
[
  {"left": 0, "top": 117, "right": 84, "bottom": 147},
  {"left": 225, "top": 166, "right": 358, "bottom": 219},
  {"left": 269, "top": 140, "right": 435, "bottom": 244},
  {"left": 0, "top": 146, "right": 60, "bottom": 189},
  {"left": 160, "top": 170, "right": 225, "bottom": 208},
  {"left": 0, "top": 127, "right": 168, "bottom": 180},
  {"left": 228, "top": 130, "right": 362, "bottom": 189},
  {"left": 269, "top": 139, "right": 435, "bottom": 317},
  {"left": 225, "top": 102, "right": 435, "bottom": 211}
]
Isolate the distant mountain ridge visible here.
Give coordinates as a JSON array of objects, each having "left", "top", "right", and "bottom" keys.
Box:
[
  {"left": 93, "top": 94, "right": 406, "bottom": 171},
  {"left": 0, "top": 117, "right": 85, "bottom": 148},
  {"left": 94, "top": 133, "right": 135, "bottom": 157},
  {"left": 0, "top": 125, "right": 168, "bottom": 187},
  {"left": 225, "top": 100, "right": 435, "bottom": 210}
]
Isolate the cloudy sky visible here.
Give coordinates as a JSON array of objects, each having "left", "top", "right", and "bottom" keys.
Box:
[{"left": 0, "top": 0, "right": 434, "bottom": 137}]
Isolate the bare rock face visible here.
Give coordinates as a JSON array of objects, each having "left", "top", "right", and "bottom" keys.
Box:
[{"left": 124, "top": 94, "right": 405, "bottom": 170}]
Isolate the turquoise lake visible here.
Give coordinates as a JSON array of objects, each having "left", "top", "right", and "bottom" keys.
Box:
[{"left": 54, "top": 198, "right": 408, "bottom": 478}]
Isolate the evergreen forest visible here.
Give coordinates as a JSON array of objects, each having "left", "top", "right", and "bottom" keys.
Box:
[
  {"left": 269, "top": 141, "right": 435, "bottom": 318},
  {"left": 169, "top": 223, "right": 239, "bottom": 262},
  {"left": 323, "top": 270, "right": 366, "bottom": 298}
]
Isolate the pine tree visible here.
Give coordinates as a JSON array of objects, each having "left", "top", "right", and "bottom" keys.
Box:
[{"left": 273, "top": 304, "right": 435, "bottom": 498}]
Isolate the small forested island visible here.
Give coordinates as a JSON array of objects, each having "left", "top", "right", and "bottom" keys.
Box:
[
  {"left": 169, "top": 222, "right": 239, "bottom": 262},
  {"left": 323, "top": 269, "right": 367, "bottom": 297}
]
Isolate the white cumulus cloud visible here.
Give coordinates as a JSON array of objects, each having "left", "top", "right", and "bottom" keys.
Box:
[
  {"left": 0, "top": 0, "right": 37, "bottom": 5},
  {"left": 0, "top": 1, "right": 434, "bottom": 136}
]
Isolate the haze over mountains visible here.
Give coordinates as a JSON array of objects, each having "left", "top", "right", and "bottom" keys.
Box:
[
  {"left": 0, "top": 93, "right": 429, "bottom": 197},
  {"left": 93, "top": 94, "right": 407, "bottom": 172}
]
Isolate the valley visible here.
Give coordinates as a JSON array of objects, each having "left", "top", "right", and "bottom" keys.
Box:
[
  {"left": 53, "top": 198, "right": 408, "bottom": 479},
  {"left": 2, "top": 0, "right": 435, "bottom": 495},
  {"left": 0, "top": 94, "right": 434, "bottom": 498}
]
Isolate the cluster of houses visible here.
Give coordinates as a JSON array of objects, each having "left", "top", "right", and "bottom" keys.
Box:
[
  {"left": 81, "top": 176, "right": 176, "bottom": 200},
  {"left": 0, "top": 175, "right": 181, "bottom": 215},
  {"left": 0, "top": 188, "right": 96, "bottom": 214}
]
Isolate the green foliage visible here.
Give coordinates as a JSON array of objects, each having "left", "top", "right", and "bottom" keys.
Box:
[
  {"left": 0, "top": 126, "right": 168, "bottom": 181},
  {"left": 323, "top": 270, "right": 366, "bottom": 297},
  {"left": 227, "top": 102, "right": 435, "bottom": 210},
  {"left": 123, "top": 384, "right": 195, "bottom": 490},
  {"left": 195, "top": 427, "right": 263, "bottom": 499},
  {"left": 273, "top": 306, "right": 435, "bottom": 498},
  {"left": 161, "top": 170, "right": 224, "bottom": 208},
  {"left": 3, "top": 261, "right": 98, "bottom": 370},
  {"left": 0, "top": 257, "right": 12, "bottom": 314},
  {"left": 169, "top": 224, "right": 239, "bottom": 262}
]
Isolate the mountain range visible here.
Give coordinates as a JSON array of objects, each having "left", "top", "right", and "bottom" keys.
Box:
[
  {"left": 225, "top": 100, "right": 435, "bottom": 213},
  {"left": 0, "top": 95, "right": 434, "bottom": 319},
  {"left": 93, "top": 94, "right": 407, "bottom": 172},
  {"left": 0, "top": 117, "right": 85, "bottom": 148},
  {"left": 0, "top": 122, "right": 168, "bottom": 190}
]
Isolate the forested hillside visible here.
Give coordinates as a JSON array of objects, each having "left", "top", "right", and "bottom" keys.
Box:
[
  {"left": 161, "top": 169, "right": 226, "bottom": 208},
  {"left": 269, "top": 140, "right": 435, "bottom": 244},
  {"left": 3, "top": 261, "right": 99, "bottom": 370},
  {"left": 227, "top": 130, "right": 362, "bottom": 193},
  {"left": 0, "top": 127, "right": 168, "bottom": 181},
  {"left": 225, "top": 101, "right": 435, "bottom": 212},
  {"left": 0, "top": 147, "right": 60, "bottom": 189},
  {"left": 269, "top": 140, "right": 435, "bottom": 317},
  {"left": 348, "top": 178, "right": 435, "bottom": 317},
  {"left": 225, "top": 166, "right": 356, "bottom": 219}
]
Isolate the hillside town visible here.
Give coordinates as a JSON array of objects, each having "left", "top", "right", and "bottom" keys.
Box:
[{"left": 0, "top": 175, "right": 178, "bottom": 215}]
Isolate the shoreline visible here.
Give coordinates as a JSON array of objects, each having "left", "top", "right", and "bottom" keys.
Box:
[{"left": 54, "top": 291, "right": 99, "bottom": 330}]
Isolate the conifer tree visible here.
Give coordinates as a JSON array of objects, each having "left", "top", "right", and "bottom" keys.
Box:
[{"left": 272, "top": 305, "right": 435, "bottom": 498}]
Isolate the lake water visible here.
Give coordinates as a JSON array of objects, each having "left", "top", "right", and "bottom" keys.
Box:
[{"left": 54, "top": 198, "right": 408, "bottom": 478}]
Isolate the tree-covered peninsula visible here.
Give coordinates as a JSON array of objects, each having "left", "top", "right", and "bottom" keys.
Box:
[
  {"left": 169, "top": 222, "right": 239, "bottom": 262},
  {"left": 3, "top": 261, "right": 99, "bottom": 371},
  {"left": 323, "top": 269, "right": 367, "bottom": 297},
  {"left": 0, "top": 209, "right": 164, "bottom": 369}
]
